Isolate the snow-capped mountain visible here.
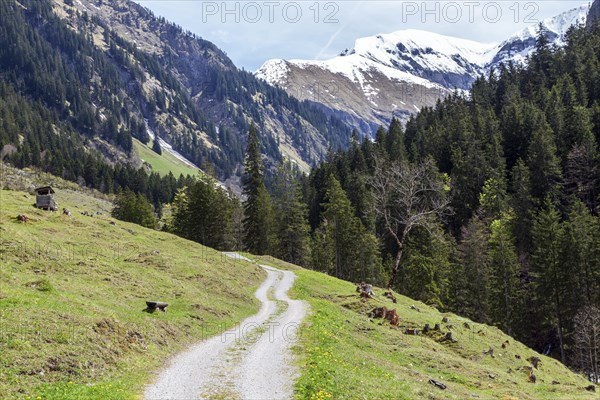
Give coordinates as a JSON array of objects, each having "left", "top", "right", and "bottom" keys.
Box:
[
  {"left": 256, "top": 4, "right": 590, "bottom": 134},
  {"left": 491, "top": 4, "right": 589, "bottom": 67}
]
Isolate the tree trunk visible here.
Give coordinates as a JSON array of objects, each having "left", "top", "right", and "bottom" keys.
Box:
[
  {"left": 557, "top": 318, "right": 566, "bottom": 363},
  {"left": 387, "top": 244, "right": 404, "bottom": 290},
  {"left": 553, "top": 269, "right": 566, "bottom": 363}
]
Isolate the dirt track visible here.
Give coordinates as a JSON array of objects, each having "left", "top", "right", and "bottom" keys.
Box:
[{"left": 144, "top": 254, "right": 307, "bottom": 399}]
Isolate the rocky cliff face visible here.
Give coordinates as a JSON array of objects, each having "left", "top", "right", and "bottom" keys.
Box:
[
  {"left": 587, "top": 0, "right": 600, "bottom": 29},
  {"left": 48, "top": 0, "right": 353, "bottom": 182}
]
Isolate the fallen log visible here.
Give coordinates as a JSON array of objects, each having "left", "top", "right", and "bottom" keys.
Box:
[{"left": 428, "top": 379, "right": 447, "bottom": 390}]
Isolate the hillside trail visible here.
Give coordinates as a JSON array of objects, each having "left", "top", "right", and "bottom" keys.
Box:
[{"left": 144, "top": 252, "right": 308, "bottom": 400}]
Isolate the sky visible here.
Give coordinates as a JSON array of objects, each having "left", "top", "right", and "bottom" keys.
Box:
[{"left": 134, "top": 1, "right": 591, "bottom": 71}]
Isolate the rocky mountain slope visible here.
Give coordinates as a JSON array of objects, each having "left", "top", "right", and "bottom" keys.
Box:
[
  {"left": 257, "top": 4, "right": 590, "bottom": 134},
  {"left": 587, "top": 0, "right": 600, "bottom": 28},
  {"left": 1, "top": 0, "right": 353, "bottom": 193}
]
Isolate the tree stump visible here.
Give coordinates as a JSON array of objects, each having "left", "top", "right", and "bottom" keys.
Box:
[
  {"left": 145, "top": 301, "right": 168, "bottom": 313},
  {"left": 527, "top": 356, "right": 541, "bottom": 369}
]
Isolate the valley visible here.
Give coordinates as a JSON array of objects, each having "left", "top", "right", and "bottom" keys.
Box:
[{"left": 1, "top": 0, "right": 599, "bottom": 398}]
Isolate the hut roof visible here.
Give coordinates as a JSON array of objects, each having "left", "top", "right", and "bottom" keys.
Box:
[{"left": 35, "top": 186, "right": 55, "bottom": 195}]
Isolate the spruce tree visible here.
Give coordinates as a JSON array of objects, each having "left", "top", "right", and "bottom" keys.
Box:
[
  {"left": 272, "top": 161, "right": 311, "bottom": 266},
  {"left": 488, "top": 213, "right": 520, "bottom": 335},
  {"left": 152, "top": 135, "right": 162, "bottom": 155},
  {"left": 171, "top": 177, "right": 235, "bottom": 250},
  {"left": 526, "top": 112, "right": 562, "bottom": 203},
  {"left": 386, "top": 118, "right": 407, "bottom": 162},
  {"left": 510, "top": 159, "right": 534, "bottom": 254},
  {"left": 531, "top": 200, "right": 568, "bottom": 362},
  {"left": 242, "top": 124, "right": 273, "bottom": 255},
  {"left": 314, "top": 175, "right": 380, "bottom": 282},
  {"left": 562, "top": 200, "right": 600, "bottom": 307},
  {"left": 111, "top": 189, "right": 156, "bottom": 228},
  {"left": 456, "top": 214, "right": 491, "bottom": 323}
]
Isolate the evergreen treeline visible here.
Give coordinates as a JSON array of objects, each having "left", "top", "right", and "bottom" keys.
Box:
[
  {"left": 0, "top": 0, "right": 353, "bottom": 186},
  {"left": 111, "top": 189, "right": 157, "bottom": 228},
  {"left": 3, "top": 0, "right": 598, "bottom": 378},
  {"left": 170, "top": 176, "right": 240, "bottom": 251},
  {"left": 299, "top": 24, "right": 600, "bottom": 374}
]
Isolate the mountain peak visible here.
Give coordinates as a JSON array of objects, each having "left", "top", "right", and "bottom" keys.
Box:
[
  {"left": 490, "top": 3, "right": 589, "bottom": 67},
  {"left": 256, "top": 3, "right": 592, "bottom": 135}
]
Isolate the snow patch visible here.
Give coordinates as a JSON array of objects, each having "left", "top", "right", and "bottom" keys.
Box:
[
  {"left": 255, "top": 3, "right": 590, "bottom": 96},
  {"left": 256, "top": 59, "right": 290, "bottom": 84}
]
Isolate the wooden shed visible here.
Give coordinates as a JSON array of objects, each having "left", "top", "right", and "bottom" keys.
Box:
[{"left": 35, "top": 186, "right": 57, "bottom": 211}]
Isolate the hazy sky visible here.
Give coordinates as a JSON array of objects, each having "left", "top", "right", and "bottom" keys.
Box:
[{"left": 134, "top": 1, "right": 590, "bottom": 71}]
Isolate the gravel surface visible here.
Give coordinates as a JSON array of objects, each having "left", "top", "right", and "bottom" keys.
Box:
[{"left": 144, "top": 255, "right": 307, "bottom": 400}]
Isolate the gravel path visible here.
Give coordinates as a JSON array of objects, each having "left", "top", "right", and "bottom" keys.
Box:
[{"left": 144, "top": 254, "right": 308, "bottom": 400}]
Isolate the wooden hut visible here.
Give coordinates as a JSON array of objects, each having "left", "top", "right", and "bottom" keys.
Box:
[{"left": 35, "top": 186, "right": 57, "bottom": 211}]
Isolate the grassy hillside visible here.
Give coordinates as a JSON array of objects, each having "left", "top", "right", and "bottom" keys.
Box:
[
  {"left": 251, "top": 256, "right": 597, "bottom": 400},
  {"left": 0, "top": 166, "right": 595, "bottom": 400},
  {"left": 133, "top": 138, "right": 200, "bottom": 178},
  {"left": 0, "top": 187, "right": 264, "bottom": 399}
]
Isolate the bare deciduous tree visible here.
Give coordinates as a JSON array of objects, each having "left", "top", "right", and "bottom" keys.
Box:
[
  {"left": 370, "top": 158, "right": 451, "bottom": 289},
  {"left": 574, "top": 305, "right": 600, "bottom": 383}
]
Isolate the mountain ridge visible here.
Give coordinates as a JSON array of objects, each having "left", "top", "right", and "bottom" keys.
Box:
[
  {"left": 256, "top": 3, "right": 590, "bottom": 134},
  {"left": 0, "top": 0, "right": 355, "bottom": 198}
]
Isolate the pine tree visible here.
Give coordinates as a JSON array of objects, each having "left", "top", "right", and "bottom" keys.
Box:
[
  {"left": 456, "top": 214, "right": 491, "bottom": 323},
  {"left": 152, "top": 135, "right": 162, "bottom": 155},
  {"left": 488, "top": 212, "right": 520, "bottom": 335},
  {"left": 319, "top": 175, "right": 358, "bottom": 279},
  {"left": 314, "top": 175, "right": 380, "bottom": 282},
  {"left": 402, "top": 225, "right": 452, "bottom": 309},
  {"left": 510, "top": 159, "right": 534, "bottom": 254},
  {"left": 564, "top": 131, "right": 599, "bottom": 214},
  {"left": 479, "top": 176, "right": 509, "bottom": 221},
  {"left": 386, "top": 118, "right": 407, "bottom": 162},
  {"left": 531, "top": 200, "right": 568, "bottom": 362},
  {"left": 272, "top": 161, "right": 311, "bottom": 266},
  {"left": 526, "top": 112, "right": 562, "bottom": 203},
  {"left": 562, "top": 200, "right": 600, "bottom": 307},
  {"left": 171, "top": 177, "right": 235, "bottom": 250},
  {"left": 242, "top": 124, "right": 274, "bottom": 255},
  {"left": 111, "top": 189, "right": 156, "bottom": 228}
]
